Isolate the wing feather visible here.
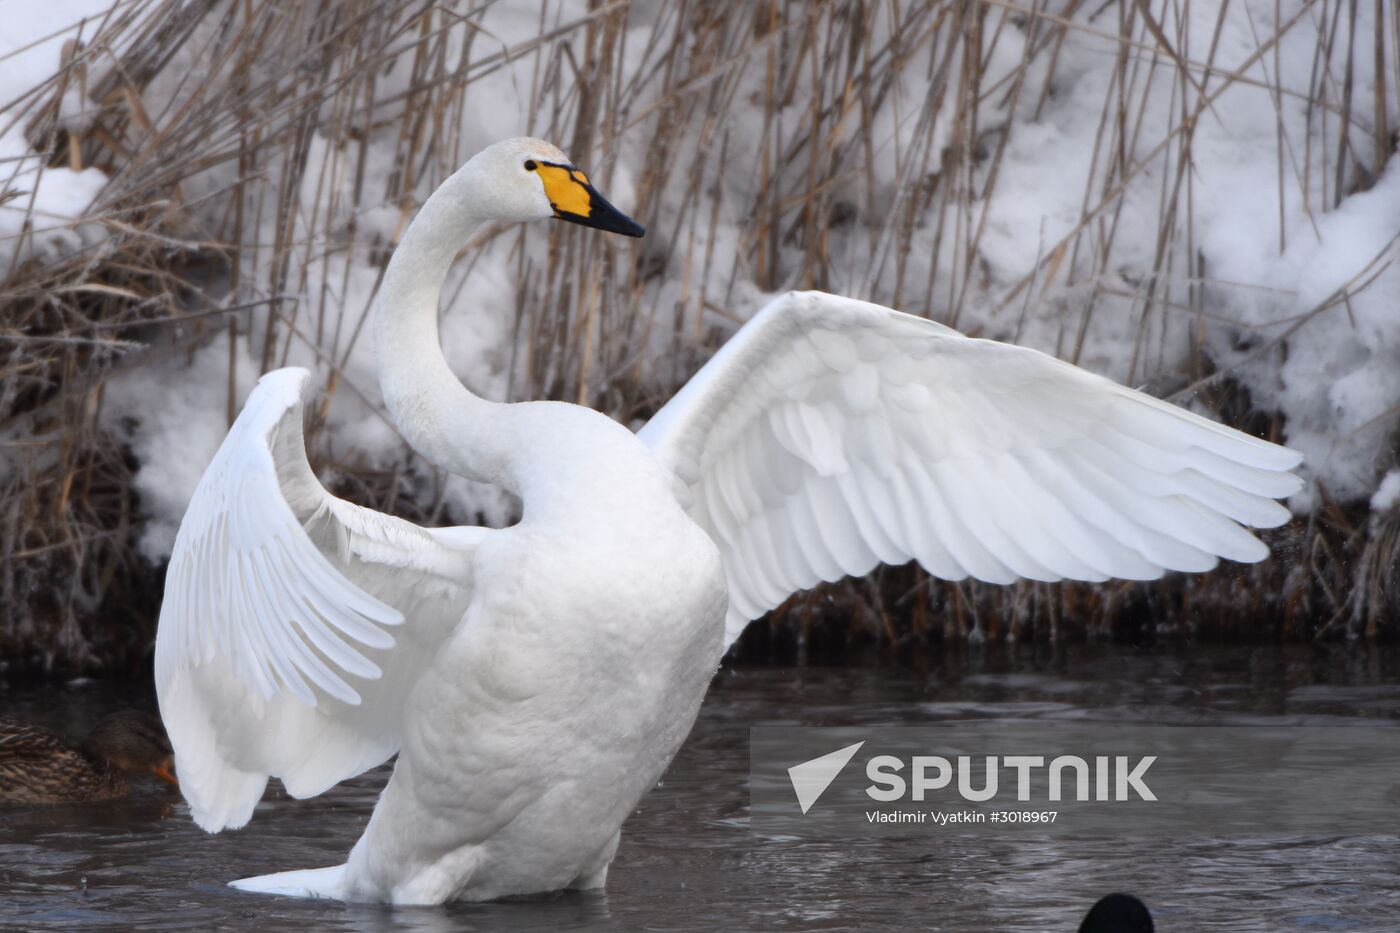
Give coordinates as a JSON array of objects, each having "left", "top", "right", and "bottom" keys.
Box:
[
  {"left": 638, "top": 291, "right": 1303, "bottom": 649},
  {"left": 156, "top": 367, "right": 485, "bottom": 832},
  {"left": 836, "top": 469, "right": 905, "bottom": 566}
]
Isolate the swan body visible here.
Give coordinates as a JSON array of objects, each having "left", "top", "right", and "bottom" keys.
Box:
[
  {"left": 155, "top": 137, "right": 1303, "bottom": 904},
  {"left": 326, "top": 415, "right": 724, "bottom": 903}
]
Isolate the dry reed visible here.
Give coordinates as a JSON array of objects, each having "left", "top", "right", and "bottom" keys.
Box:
[{"left": 0, "top": 0, "right": 1395, "bottom": 673}]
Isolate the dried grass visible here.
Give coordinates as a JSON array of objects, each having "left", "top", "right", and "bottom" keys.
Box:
[{"left": 0, "top": 0, "right": 1395, "bottom": 672}]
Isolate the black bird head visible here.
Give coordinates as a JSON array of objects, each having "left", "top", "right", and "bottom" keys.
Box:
[{"left": 1079, "top": 893, "right": 1154, "bottom": 933}]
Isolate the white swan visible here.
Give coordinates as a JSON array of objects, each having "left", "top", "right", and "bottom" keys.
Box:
[{"left": 155, "top": 137, "right": 1303, "bottom": 904}]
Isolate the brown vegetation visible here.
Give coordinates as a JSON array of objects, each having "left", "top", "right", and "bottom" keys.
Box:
[{"left": 0, "top": 0, "right": 1395, "bottom": 673}]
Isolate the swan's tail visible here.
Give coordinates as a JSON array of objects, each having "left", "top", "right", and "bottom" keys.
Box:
[{"left": 230, "top": 864, "right": 347, "bottom": 900}]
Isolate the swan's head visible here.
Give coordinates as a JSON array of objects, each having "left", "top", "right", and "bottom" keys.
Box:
[{"left": 461, "top": 137, "right": 644, "bottom": 238}]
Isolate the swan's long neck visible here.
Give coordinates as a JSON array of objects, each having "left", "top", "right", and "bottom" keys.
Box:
[{"left": 374, "top": 174, "right": 513, "bottom": 489}]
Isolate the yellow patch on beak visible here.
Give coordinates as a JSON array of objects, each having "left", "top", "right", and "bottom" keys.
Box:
[
  {"left": 530, "top": 160, "right": 645, "bottom": 237},
  {"left": 537, "top": 164, "right": 592, "bottom": 218}
]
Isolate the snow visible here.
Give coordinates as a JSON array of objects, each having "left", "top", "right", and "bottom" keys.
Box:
[
  {"left": 1373, "top": 471, "right": 1400, "bottom": 513},
  {"left": 0, "top": 1, "right": 116, "bottom": 270},
  {"left": 3, "top": 1, "right": 1397, "bottom": 556},
  {"left": 100, "top": 336, "right": 262, "bottom": 560},
  {"left": 1255, "top": 162, "right": 1400, "bottom": 506}
]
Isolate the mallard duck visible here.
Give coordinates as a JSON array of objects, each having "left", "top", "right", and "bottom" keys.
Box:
[
  {"left": 0, "top": 710, "right": 177, "bottom": 804},
  {"left": 155, "top": 137, "right": 1302, "bottom": 903}
]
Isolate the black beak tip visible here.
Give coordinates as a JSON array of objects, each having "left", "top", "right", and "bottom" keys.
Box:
[{"left": 554, "top": 205, "right": 646, "bottom": 239}]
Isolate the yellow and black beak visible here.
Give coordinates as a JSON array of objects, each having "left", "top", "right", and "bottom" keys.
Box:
[{"left": 529, "top": 160, "right": 645, "bottom": 238}]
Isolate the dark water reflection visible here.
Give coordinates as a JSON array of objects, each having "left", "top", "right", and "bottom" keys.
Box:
[{"left": 3, "top": 643, "right": 1399, "bottom": 930}]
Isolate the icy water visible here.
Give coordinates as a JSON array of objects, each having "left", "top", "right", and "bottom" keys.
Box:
[{"left": 3, "top": 643, "right": 1400, "bottom": 931}]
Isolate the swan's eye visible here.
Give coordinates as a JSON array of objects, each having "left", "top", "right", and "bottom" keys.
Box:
[{"left": 523, "top": 160, "right": 537, "bottom": 172}]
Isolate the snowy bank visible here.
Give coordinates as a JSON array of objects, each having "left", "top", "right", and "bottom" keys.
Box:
[{"left": 1, "top": 0, "right": 1396, "bottom": 668}]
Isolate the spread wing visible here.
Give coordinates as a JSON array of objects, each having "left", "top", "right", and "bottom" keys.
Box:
[
  {"left": 155, "top": 368, "right": 488, "bottom": 832},
  {"left": 639, "top": 291, "right": 1303, "bottom": 648}
]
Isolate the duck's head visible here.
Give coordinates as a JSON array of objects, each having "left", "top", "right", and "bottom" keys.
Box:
[
  {"left": 83, "top": 710, "right": 178, "bottom": 788},
  {"left": 453, "top": 137, "right": 644, "bottom": 237}
]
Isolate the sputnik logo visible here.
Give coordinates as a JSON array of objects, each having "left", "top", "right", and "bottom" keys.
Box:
[{"left": 788, "top": 741, "right": 865, "bottom": 814}]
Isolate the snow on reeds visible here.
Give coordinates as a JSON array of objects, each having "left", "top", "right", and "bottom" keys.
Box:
[{"left": 0, "top": 0, "right": 1396, "bottom": 671}]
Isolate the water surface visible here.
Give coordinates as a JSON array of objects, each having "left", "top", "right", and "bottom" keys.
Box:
[{"left": 3, "top": 643, "right": 1398, "bottom": 930}]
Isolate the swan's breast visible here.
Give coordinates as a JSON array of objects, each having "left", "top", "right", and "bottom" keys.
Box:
[
  {"left": 474, "top": 505, "right": 725, "bottom": 650},
  {"left": 396, "top": 509, "right": 725, "bottom": 802}
]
